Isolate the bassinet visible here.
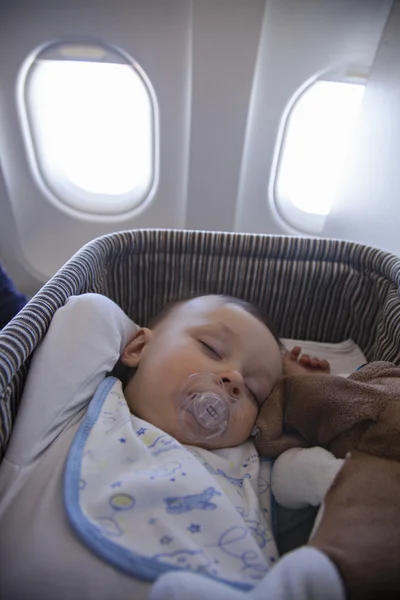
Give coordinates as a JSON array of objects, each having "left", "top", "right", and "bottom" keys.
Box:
[{"left": 1, "top": 229, "right": 400, "bottom": 462}]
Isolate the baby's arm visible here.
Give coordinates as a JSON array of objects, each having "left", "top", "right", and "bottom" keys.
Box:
[
  {"left": 271, "top": 447, "right": 344, "bottom": 509},
  {"left": 5, "top": 294, "right": 137, "bottom": 466}
]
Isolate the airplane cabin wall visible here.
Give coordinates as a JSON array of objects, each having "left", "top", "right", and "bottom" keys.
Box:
[
  {"left": 236, "top": 0, "right": 393, "bottom": 237},
  {"left": 324, "top": 1, "right": 400, "bottom": 253},
  {"left": 0, "top": 0, "right": 397, "bottom": 295},
  {"left": 185, "top": 0, "right": 265, "bottom": 232}
]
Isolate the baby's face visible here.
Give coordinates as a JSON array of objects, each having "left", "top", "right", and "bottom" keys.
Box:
[{"left": 121, "top": 296, "right": 282, "bottom": 449}]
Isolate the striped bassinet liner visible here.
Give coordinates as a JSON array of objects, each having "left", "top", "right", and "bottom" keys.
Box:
[{"left": 1, "top": 229, "right": 400, "bottom": 462}]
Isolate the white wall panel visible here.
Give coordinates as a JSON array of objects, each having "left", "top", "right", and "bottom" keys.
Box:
[{"left": 186, "top": 0, "right": 265, "bottom": 231}]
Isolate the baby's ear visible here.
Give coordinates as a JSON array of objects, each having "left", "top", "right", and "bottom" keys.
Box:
[{"left": 120, "top": 328, "right": 153, "bottom": 367}]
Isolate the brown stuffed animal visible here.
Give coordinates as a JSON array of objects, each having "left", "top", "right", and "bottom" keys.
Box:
[{"left": 254, "top": 361, "right": 400, "bottom": 600}]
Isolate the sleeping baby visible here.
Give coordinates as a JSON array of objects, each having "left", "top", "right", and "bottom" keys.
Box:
[{"left": 0, "top": 293, "right": 344, "bottom": 600}]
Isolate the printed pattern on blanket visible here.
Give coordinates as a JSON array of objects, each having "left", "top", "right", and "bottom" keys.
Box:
[{"left": 64, "top": 377, "right": 277, "bottom": 589}]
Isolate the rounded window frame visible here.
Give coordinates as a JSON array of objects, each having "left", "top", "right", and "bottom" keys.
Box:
[
  {"left": 270, "top": 68, "right": 367, "bottom": 234},
  {"left": 17, "top": 39, "right": 159, "bottom": 222}
]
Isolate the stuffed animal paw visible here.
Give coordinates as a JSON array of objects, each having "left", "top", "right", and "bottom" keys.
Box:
[{"left": 271, "top": 447, "right": 344, "bottom": 509}]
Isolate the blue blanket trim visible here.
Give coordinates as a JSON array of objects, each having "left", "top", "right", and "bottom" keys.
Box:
[{"left": 64, "top": 376, "right": 253, "bottom": 590}]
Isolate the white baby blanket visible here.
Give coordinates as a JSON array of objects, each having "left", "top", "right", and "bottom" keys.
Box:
[{"left": 64, "top": 377, "right": 278, "bottom": 590}]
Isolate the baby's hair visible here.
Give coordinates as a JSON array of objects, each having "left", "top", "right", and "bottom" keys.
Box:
[
  {"left": 110, "top": 294, "right": 281, "bottom": 388},
  {"left": 149, "top": 294, "right": 281, "bottom": 346}
]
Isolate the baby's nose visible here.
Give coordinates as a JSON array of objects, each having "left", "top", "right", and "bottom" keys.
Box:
[{"left": 221, "top": 372, "right": 243, "bottom": 399}]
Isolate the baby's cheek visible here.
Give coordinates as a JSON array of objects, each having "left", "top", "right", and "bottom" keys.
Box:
[{"left": 236, "top": 405, "right": 258, "bottom": 437}]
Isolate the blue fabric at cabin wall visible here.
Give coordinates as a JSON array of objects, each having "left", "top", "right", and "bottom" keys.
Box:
[{"left": 0, "top": 263, "right": 27, "bottom": 329}]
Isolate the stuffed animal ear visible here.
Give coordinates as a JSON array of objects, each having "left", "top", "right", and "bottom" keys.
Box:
[{"left": 254, "top": 379, "right": 310, "bottom": 457}]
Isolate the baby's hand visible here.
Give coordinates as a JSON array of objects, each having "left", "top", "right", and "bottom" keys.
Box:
[{"left": 283, "top": 346, "right": 330, "bottom": 377}]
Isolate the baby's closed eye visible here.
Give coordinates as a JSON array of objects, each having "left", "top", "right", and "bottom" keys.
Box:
[{"left": 199, "top": 340, "right": 222, "bottom": 360}]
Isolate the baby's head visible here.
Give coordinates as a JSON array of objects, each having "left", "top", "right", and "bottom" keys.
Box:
[{"left": 120, "top": 295, "right": 282, "bottom": 449}]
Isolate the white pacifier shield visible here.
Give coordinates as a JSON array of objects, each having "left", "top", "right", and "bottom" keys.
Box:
[{"left": 179, "top": 373, "right": 243, "bottom": 442}]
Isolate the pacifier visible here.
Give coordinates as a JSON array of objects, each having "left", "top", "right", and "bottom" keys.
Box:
[{"left": 179, "top": 373, "right": 244, "bottom": 442}]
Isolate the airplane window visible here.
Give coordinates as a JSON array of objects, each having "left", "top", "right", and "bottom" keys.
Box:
[
  {"left": 22, "top": 44, "right": 157, "bottom": 217},
  {"left": 274, "top": 81, "right": 365, "bottom": 230}
]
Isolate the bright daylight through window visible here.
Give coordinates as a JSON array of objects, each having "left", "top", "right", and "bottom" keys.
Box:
[
  {"left": 23, "top": 44, "right": 156, "bottom": 216},
  {"left": 275, "top": 80, "right": 365, "bottom": 228}
]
